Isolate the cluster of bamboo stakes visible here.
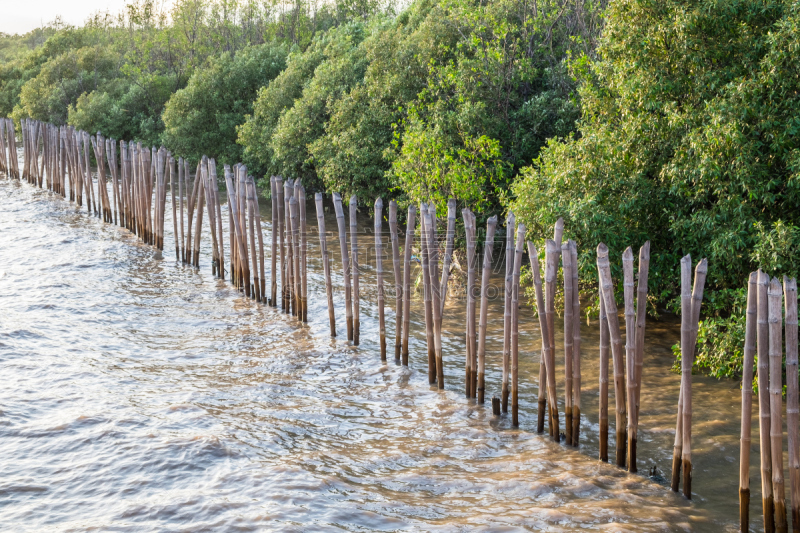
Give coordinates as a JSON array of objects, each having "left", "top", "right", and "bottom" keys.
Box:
[
  {"left": 738, "top": 272, "right": 800, "bottom": 533},
  {"left": 16, "top": 116, "right": 790, "bottom": 514}
]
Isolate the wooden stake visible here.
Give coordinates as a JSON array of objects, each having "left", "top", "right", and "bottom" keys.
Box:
[
  {"left": 290, "top": 195, "right": 300, "bottom": 313},
  {"left": 477, "top": 216, "right": 498, "bottom": 405},
  {"left": 389, "top": 201, "right": 403, "bottom": 363},
  {"left": 531, "top": 241, "right": 560, "bottom": 440},
  {"left": 502, "top": 212, "right": 515, "bottom": 413},
  {"left": 511, "top": 222, "right": 525, "bottom": 426},
  {"left": 596, "top": 243, "right": 626, "bottom": 466},
  {"left": 681, "top": 257, "right": 708, "bottom": 499},
  {"left": 270, "top": 177, "right": 278, "bottom": 305},
  {"left": 247, "top": 174, "right": 261, "bottom": 301},
  {"left": 784, "top": 276, "right": 799, "bottom": 532},
  {"left": 463, "top": 208, "right": 476, "bottom": 397},
  {"left": 169, "top": 156, "right": 178, "bottom": 260},
  {"left": 284, "top": 180, "right": 294, "bottom": 310},
  {"left": 563, "top": 240, "right": 575, "bottom": 444},
  {"left": 769, "top": 277, "right": 787, "bottom": 531},
  {"left": 756, "top": 270, "right": 776, "bottom": 531},
  {"left": 545, "top": 238, "right": 560, "bottom": 439},
  {"left": 420, "top": 203, "right": 435, "bottom": 383},
  {"left": 333, "top": 193, "right": 353, "bottom": 341},
  {"left": 401, "top": 206, "right": 416, "bottom": 366},
  {"left": 211, "top": 161, "right": 225, "bottom": 279},
  {"left": 276, "top": 177, "right": 285, "bottom": 308},
  {"left": 426, "top": 206, "right": 444, "bottom": 389},
  {"left": 315, "top": 193, "right": 336, "bottom": 336},
  {"left": 623, "top": 246, "right": 636, "bottom": 471},
  {"left": 350, "top": 196, "right": 360, "bottom": 345},
  {"left": 740, "top": 272, "right": 758, "bottom": 532},
  {"left": 570, "top": 241, "right": 581, "bottom": 446},
  {"left": 599, "top": 267, "right": 610, "bottom": 462},
  {"left": 440, "top": 199, "right": 456, "bottom": 316},
  {"left": 297, "top": 185, "right": 308, "bottom": 316},
  {"left": 634, "top": 242, "right": 651, "bottom": 420},
  {"left": 375, "top": 198, "right": 386, "bottom": 361}
]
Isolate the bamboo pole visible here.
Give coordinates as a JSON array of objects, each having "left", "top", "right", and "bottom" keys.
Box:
[
  {"left": 426, "top": 206, "right": 444, "bottom": 389},
  {"left": 570, "top": 241, "right": 581, "bottom": 446},
  {"left": 596, "top": 243, "right": 626, "bottom": 466},
  {"left": 740, "top": 272, "right": 758, "bottom": 532},
  {"left": 293, "top": 180, "right": 302, "bottom": 310},
  {"left": 284, "top": 180, "right": 294, "bottom": 310},
  {"left": 467, "top": 210, "right": 478, "bottom": 398},
  {"left": 563, "top": 240, "right": 575, "bottom": 445},
  {"left": 201, "top": 159, "right": 218, "bottom": 273},
  {"left": 316, "top": 193, "right": 336, "bottom": 336},
  {"left": 299, "top": 185, "right": 307, "bottom": 318},
  {"left": 224, "top": 166, "right": 249, "bottom": 295},
  {"left": 502, "top": 212, "right": 515, "bottom": 413},
  {"left": 671, "top": 256, "right": 691, "bottom": 491},
  {"left": 463, "top": 208, "right": 476, "bottom": 397},
  {"left": 333, "top": 193, "right": 353, "bottom": 341},
  {"left": 623, "top": 246, "right": 636, "bottom": 471},
  {"left": 440, "top": 199, "right": 456, "bottom": 316},
  {"left": 532, "top": 241, "right": 560, "bottom": 440},
  {"left": 290, "top": 195, "right": 300, "bottom": 312},
  {"left": 511, "top": 222, "right": 525, "bottom": 427},
  {"left": 756, "top": 269, "right": 776, "bottom": 531},
  {"left": 545, "top": 238, "right": 560, "bottom": 439},
  {"left": 350, "top": 196, "right": 360, "bottom": 345},
  {"left": 634, "top": 242, "right": 651, "bottom": 421},
  {"left": 785, "top": 276, "right": 799, "bottom": 532},
  {"left": 769, "top": 277, "right": 787, "bottom": 531},
  {"left": 247, "top": 174, "right": 261, "bottom": 301},
  {"left": 375, "top": 198, "right": 386, "bottom": 361},
  {"left": 276, "top": 177, "right": 285, "bottom": 307},
  {"left": 185, "top": 161, "right": 198, "bottom": 264},
  {"left": 178, "top": 158, "right": 185, "bottom": 261},
  {"left": 211, "top": 161, "right": 224, "bottom": 279},
  {"left": 420, "top": 203, "right": 435, "bottom": 383},
  {"left": 167, "top": 156, "right": 177, "bottom": 259},
  {"left": 260, "top": 178, "right": 271, "bottom": 302},
  {"left": 271, "top": 177, "right": 278, "bottom": 305},
  {"left": 193, "top": 166, "right": 205, "bottom": 268},
  {"left": 681, "top": 257, "right": 708, "bottom": 499},
  {"left": 599, "top": 267, "right": 610, "bottom": 462},
  {"left": 478, "top": 216, "right": 498, "bottom": 405},
  {"left": 401, "top": 205, "right": 416, "bottom": 366},
  {"left": 389, "top": 201, "right": 402, "bottom": 363}
]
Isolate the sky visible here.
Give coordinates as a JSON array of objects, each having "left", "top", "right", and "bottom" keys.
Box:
[{"left": 1, "top": 0, "right": 172, "bottom": 35}]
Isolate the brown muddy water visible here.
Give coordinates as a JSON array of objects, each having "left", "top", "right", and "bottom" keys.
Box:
[{"left": 0, "top": 173, "right": 769, "bottom": 532}]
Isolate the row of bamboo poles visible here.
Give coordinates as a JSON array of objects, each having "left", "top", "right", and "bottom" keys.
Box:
[
  {"left": 739, "top": 272, "right": 800, "bottom": 533},
  {"left": 3, "top": 117, "right": 722, "bottom": 507}
]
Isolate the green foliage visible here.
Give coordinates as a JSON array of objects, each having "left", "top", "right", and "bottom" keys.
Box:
[
  {"left": 388, "top": 0, "right": 594, "bottom": 213},
  {"left": 162, "top": 42, "right": 289, "bottom": 165},
  {"left": 509, "top": 0, "right": 800, "bottom": 380},
  {"left": 237, "top": 37, "right": 327, "bottom": 178},
  {"left": 511, "top": 0, "right": 800, "bottom": 306},
  {"left": 271, "top": 22, "right": 371, "bottom": 190}
]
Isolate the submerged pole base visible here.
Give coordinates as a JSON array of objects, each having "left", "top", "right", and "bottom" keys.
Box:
[
  {"left": 492, "top": 397, "right": 501, "bottom": 416},
  {"left": 762, "top": 495, "right": 775, "bottom": 533},
  {"left": 671, "top": 449, "right": 681, "bottom": 492},
  {"left": 537, "top": 398, "right": 546, "bottom": 434},
  {"left": 682, "top": 460, "right": 692, "bottom": 500},
  {"left": 739, "top": 488, "right": 749, "bottom": 533}
]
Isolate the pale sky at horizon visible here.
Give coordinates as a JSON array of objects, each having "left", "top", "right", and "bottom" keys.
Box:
[{"left": 1, "top": 0, "right": 175, "bottom": 35}]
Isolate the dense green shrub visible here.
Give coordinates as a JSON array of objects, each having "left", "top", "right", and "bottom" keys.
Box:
[{"left": 162, "top": 43, "right": 289, "bottom": 165}]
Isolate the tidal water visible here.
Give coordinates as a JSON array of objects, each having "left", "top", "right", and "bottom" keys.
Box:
[{"left": 0, "top": 170, "right": 767, "bottom": 531}]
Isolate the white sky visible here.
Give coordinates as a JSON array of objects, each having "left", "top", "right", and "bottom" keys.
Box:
[{"left": 1, "top": 0, "right": 171, "bottom": 35}]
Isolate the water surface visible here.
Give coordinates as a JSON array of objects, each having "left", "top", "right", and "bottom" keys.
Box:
[{"left": 0, "top": 172, "right": 762, "bottom": 531}]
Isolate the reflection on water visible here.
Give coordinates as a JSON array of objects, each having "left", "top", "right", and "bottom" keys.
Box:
[{"left": 0, "top": 175, "right": 761, "bottom": 532}]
